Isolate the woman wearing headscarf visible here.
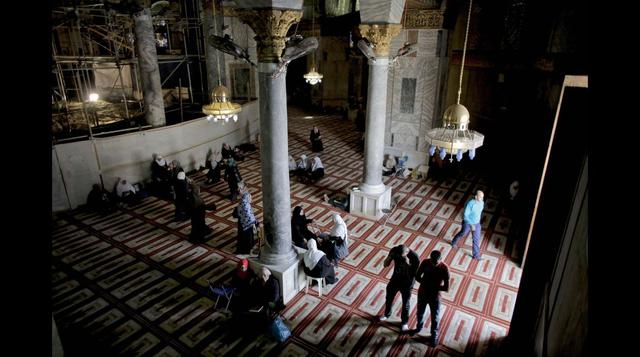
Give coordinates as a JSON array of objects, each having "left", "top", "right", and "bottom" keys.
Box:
[
  {"left": 222, "top": 142, "right": 235, "bottom": 160},
  {"left": 309, "top": 156, "right": 325, "bottom": 182},
  {"left": 188, "top": 184, "right": 212, "bottom": 243},
  {"left": 225, "top": 158, "right": 243, "bottom": 201},
  {"left": 233, "top": 191, "right": 258, "bottom": 254},
  {"left": 172, "top": 171, "right": 190, "bottom": 221},
  {"left": 231, "top": 259, "right": 255, "bottom": 310},
  {"left": 291, "top": 206, "right": 316, "bottom": 248},
  {"left": 310, "top": 126, "right": 324, "bottom": 152},
  {"left": 288, "top": 155, "right": 297, "bottom": 173},
  {"left": 303, "top": 239, "right": 338, "bottom": 285},
  {"left": 205, "top": 151, "right": 222, "bottom": 185},
  {"left": 249, "top": 267, "right": 281, "bottom": 314},
  {"left": 115, "top": 178, "right": 140, "bottom": 206},
  {"left": 296, "top": 154, "right": 310, "bottom": 179},
  {"left": 319, "top": 213, "right": 350, "bottom": 265}
]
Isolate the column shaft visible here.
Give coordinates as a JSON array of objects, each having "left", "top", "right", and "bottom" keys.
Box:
[
  {"left": 133, "top": 8, "right": 166, "bottom": 127},
  {"left": 258, "top": 63, "right": 297, "bottom": 266},
  {"left": 361, "top": 58, "right": 390, "bottom": 193},
  {"left": 202, "top": 6, "right": 226, "bottom": 91}
]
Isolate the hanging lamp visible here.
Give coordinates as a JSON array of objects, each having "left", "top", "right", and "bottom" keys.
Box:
[
  {"left": 304, "top": 0, "right": 323, "bottom": 85},
  {"left": 425, "top": 0, "right": 484, "bottom": 162},
  {"left": 202, "top": 0, "right": 242, "bottom": 123}
]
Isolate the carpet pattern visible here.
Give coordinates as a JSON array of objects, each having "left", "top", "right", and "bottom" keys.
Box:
[{"left": 52, "top": 109, "right": 521, "bottom": 356}]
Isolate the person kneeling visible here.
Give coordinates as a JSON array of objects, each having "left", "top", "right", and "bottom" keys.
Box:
[{"left": 303, "top": 239, "right": 338, "bottom": 285}]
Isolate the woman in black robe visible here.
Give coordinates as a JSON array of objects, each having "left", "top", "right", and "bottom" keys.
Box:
[
  {"left": 224, "top": 158, "right": 242, "bottom": 201},
  {"left": 188, "top": 184, "right": 212, "bottom": 243},
  {"left": 291, "top": 206, "right": 317, "bottom": 248},
  {"left": 310, "top": 126, "right": 324, "bottom": 152}
]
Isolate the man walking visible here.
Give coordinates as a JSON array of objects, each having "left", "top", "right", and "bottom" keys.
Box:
[
  {"left": 410, "top": 250, "right": 449, "bottom": 346},
  {"left": 378, "top": 244, "right": 420, "bottom": 332},
  {"left": 451, "top": 190, "right": 485, "bottom": 260}
]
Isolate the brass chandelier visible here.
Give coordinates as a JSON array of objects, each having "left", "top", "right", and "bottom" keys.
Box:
[
  {"left": 425, "top": 0, "right": 484, "bottom": 162},
  {"left": 202, "top": 0, "right": 242, "bottom": 123},
  {"left": 304, "top": 0, "right": 323, "bottom": 85}
]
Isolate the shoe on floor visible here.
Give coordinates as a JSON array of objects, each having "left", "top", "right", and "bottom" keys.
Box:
[
  {"left": 409, "top": 328, "right": 420, "bottom": 337},
  {"left": 473, "top": 256, "right": 484, "bottom": 261},
  {"left": 401, "top": 324, "right": 409, "bottom": 332},
  {"left": 378, "top": 315, "right": 388, "bottom": 322}
]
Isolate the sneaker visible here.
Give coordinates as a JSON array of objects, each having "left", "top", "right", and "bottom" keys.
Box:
[
  {"left": 473, "top": 256, "right": 484, "bottom": 261},
  {"left": 323, "top": 194, "right": 330, "bottom": 203},
  {"left": 450, "top": 242, "right": 458, "bottom": 249},
  {"left": 409, "top": 329, "right": 420, "bottom": 337},
  {"left": 401, "top": 324, "right": 409, "bottom": 332},
  {"left": 378, "top": 315, "right": 388, "bottom": 322},
  {"left": 430, "top": 335, "right": 439, "bottom": 346}
]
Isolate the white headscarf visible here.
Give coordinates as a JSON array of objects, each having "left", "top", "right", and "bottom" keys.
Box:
[
  {"left": 116, "top": 179, "right": 136, "bottom": 197},
  {"left": 312, "top": 156, "right": 324, "bottom": 171},
  {"left": 298, "top": 154, "right": 308, "bottom": 170},
  {"left": 330, "top": 213, "right": 348, "bottom": 246},
  {"left": 177, "top": 171, "right": 186, "bottom": 180},
  {"left": 509, "top": 181, "right": 520, "bottom": 200},
  {"left": 155, "top": 155, "right": 166, "bottom": 167},
  {"left": 288, "top": 155, "right": 297, "bottom": 171},
  {"left": 303, "top": 239, "right": 325, "bottom": 270}
]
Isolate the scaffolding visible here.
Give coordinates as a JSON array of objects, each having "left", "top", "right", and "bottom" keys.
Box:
[{"left": 51, "top": 0, "right": 210, "bottom": 142}]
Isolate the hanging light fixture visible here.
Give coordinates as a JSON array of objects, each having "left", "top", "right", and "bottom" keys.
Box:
[
  {"left": 304, "top": 0, "right": 323, "bottom": 85},
  {"left": 425, "top": 0, "right": 484, "bottom": 162},
  {"left": 202, "top": 0, "right": 242, "bottom": 122}
]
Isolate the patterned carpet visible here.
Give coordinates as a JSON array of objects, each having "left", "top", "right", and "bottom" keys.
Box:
[{"left": 52, "top": 108, "right": 521, "bottom": 356}]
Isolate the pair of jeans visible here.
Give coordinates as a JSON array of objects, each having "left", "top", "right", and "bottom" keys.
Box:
[
  {"left": 384, "top": 279, "right": 413, "bottom": 324},
  {"left": 415, "top": 294, "right": 441, "bottom": 337},
  {"left": 451, "top": 222, "right": 481, "bottom": 258}
]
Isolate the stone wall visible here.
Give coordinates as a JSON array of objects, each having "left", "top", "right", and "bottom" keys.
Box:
[
  {"left": 52, "top": 101, "right": 259, "bottom": 212},
  {"left": 384, "top": 28, "right": 448, "bottom": 168}
]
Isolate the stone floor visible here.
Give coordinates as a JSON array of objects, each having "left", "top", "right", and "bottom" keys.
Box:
[{"left": 52, "top": 108, "right": 521, "bottom": 356}]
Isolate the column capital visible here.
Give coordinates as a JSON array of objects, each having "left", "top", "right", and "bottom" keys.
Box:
[
  {"left": 358, "top": 23, "right": 403, "bottom": 57},
  {"left": 236, "top": 8, "right": 302, "bottom": 63}
]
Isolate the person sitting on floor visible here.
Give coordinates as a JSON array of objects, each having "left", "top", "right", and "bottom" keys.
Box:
[
  {"left": 382, "top": 154, "right": 397, "bottom": 176},
  {"left": 296, "top": 154, "right": 310, "bottom": 180},
  {"left": 291, "top": 206, "right": 317, "bottom": 249},
  {"left": 249, "top": 267, "right": 282, "bottom": 315},
  {"left": 233, "top": 190, "right": 258, "bottom": 255},
  {"left": 86, "top": 183, "right": 115, "bottom": 215},
  {"left": 310, "top": 125, "right": 324, "bottom": 152},
  {"left": 230, "top": 258, "right": 255, "bottom": 312},
  {"left": 288, "top": 155, "right": 297, "bottom": 173},
  {"left": 115, "top": 178, "right": 140, "bottom": 206},
  {"left": 318, "top": 213, "right": 350, "bottom": 266},
  {"left": 187, "top": 184, "right": 213, "bottom": 243},
  {"left": 303, "top": 239, "right": 338, "bottom": 285},
  {"left": 308, "top": 156, "right": 325, "bottom": 182}
]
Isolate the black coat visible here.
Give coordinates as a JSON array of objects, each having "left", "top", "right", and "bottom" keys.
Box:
[
  {"left": 291, "top": 208, "right": 316, "bottom": 248},
  {"left": 310, "top": 130, "right": 324, "bottom": 152}
]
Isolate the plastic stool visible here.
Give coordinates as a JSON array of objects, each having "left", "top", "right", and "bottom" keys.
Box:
[{"left": 305, "top": 276, "right": 325, "bottom": 297}]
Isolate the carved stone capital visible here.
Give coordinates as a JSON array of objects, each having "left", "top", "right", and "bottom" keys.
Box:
[
  {"left": 236, "top": 9, "right": 302, "bottom": 63},
  {"left": 358, "top": 23, "right": 403, "bottom": 57}
]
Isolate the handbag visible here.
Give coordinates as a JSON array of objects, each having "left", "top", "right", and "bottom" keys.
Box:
[{"left": 268, "top": 315, "right": 291, "bottom": 343}]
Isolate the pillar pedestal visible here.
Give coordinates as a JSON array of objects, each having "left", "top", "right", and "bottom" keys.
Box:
[
  {"left": 248, "top": 246, "right": 307, "bottom": 304},
  {"left": 350, "top": 185, "right": 392, "bottom": 220}
]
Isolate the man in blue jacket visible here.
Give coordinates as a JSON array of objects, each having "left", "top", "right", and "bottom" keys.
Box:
[{"left": 451, "top": 190, "right": 485, "bottom": 260}]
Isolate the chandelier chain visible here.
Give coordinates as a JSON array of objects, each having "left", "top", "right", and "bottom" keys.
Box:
[{"left": 457, "top": 0, "right": 473, "bottom": 104}]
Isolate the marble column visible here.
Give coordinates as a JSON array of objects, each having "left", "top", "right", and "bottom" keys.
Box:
[
  {"left": 133, "top": 7, "right": 166, "bottom": 127},
  {"left": 362, "top": 57, "right": 390, "bottom": 193},
  {"left": 201, "top": 1, "right": 226, "bottom": 92},
  {"left": 349, "top": 23, "right": 401, "bottom": 219},
  {"left": 237, "top": 8, "right": 302, "bottom": 266}
]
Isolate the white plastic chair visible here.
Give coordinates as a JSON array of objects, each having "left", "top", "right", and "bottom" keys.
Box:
[{"left": 305, "top": 276, "right": 325, "bottom": 297}]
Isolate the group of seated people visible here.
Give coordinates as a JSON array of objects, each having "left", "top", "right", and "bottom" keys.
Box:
[
  {"left": 289, "top": 154, "right": 325, "bottom": 183},
  {"left": 224, "top": 261, "right": 285, "bottom": 336},
  {"left": 291, "top": 208, "right": 350, "bottom": 286},
  {"left": 86, "top": 177, "right": 144, "bottom": 215}
]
